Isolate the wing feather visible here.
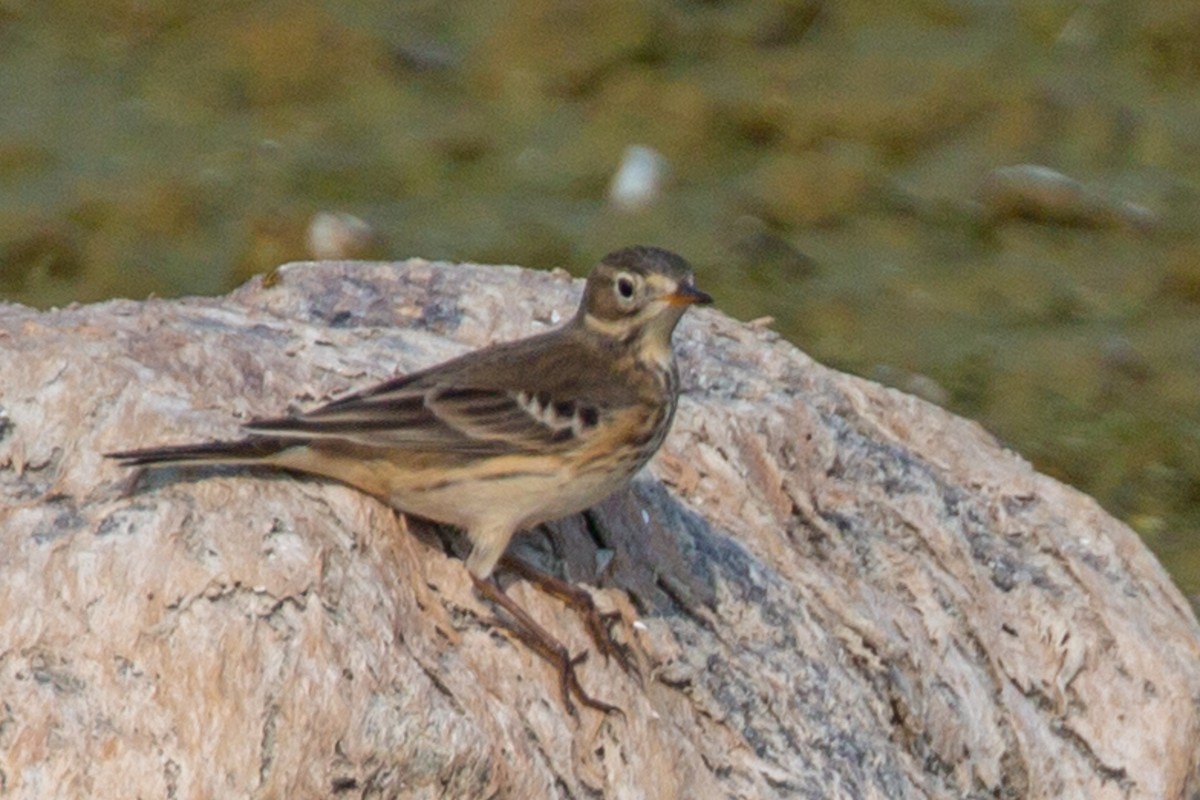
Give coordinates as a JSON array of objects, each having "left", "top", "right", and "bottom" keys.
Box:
[
  {"left": 244, "top": 376, "right": 602, "bottom": 453},
  {"left": 243, "top": 330, "right": 623, "bottom": 453}
]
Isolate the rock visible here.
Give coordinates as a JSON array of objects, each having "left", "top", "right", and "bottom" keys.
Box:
[
  {"left": 979, "top": 164, "right": 1159, "bottom": 232},
  {"left": 1, "top": 259, "right": 1198, "bottom": 798},
  {"left": 306, "top": 211, "right": 381, "bottom": 261},
  {"left": 869, "top": 363, "right": 951, "bottom": 406},
  {"left": 608, "top": 144, "right": 668, "bottom": 212}
]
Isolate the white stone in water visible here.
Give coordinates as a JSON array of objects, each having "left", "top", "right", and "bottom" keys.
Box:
[
  {"left": 307, "top": 211, "right": 375, "bottom": 260},
  {"left": 608, "top": 145, "right": 667, "bottom": 212}
]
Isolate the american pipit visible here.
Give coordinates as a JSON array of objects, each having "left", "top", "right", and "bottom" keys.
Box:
[{"left": 109, "top": 245, "right": 711, "bottom": 713}]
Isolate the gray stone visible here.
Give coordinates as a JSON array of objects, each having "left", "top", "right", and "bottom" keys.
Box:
[{"left": 1, "top": 258, "right": 1197, "bottom": 798}]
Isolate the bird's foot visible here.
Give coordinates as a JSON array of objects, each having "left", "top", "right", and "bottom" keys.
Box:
[
  {"left": 498, "top": 554, "right": 639, "bottom": 679},
  {"left": 472, "top": 573, "right": 622, "bottom": 717}
]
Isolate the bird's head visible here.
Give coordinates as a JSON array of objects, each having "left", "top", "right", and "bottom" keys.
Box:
[{"left": 577, "top": 246, "right": 712, "bottom": 348}]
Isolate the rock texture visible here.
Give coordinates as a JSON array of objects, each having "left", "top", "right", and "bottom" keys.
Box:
[{"left": 1, "top": 259, "right": 1198, "bottom": 799}]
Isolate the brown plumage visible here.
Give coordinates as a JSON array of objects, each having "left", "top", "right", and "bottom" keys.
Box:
[
  {"left": 110, "top": 245, "right": 710, "bottom": 714},
  {"left": 109, "top": 246, "right": 711, "bottom": 580}
]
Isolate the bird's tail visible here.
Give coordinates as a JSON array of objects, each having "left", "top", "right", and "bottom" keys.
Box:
[{"left": 106, "top": 436, "right": 296, "bottom": 468}]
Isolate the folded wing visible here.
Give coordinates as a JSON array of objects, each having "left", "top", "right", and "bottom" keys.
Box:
[{"left": 245, "top": 377, "right": 602, "bottom": 454}]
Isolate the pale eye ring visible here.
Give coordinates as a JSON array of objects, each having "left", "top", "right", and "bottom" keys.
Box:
[{"left": 616, "top": 274, "right": 636, "bottom": 300}]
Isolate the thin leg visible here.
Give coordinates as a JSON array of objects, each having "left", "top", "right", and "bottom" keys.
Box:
[
  {"left": 498, "top": 554, "right": 637, "bottom": 677},
  {"left": 471, "top": 573, "right": 622, "bottom": 717}
]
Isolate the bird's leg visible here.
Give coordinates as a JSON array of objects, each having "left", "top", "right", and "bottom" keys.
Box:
[
  {"left": 498, "top": 554, "right": 637, "bottom": 677},
  {"left": 470, "top": 573, "right": 621, "bottom": 717}
]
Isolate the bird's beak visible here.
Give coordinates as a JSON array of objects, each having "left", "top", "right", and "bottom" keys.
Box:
[{"left": 666, "top": 284, "right": 714, "bottom": 307}]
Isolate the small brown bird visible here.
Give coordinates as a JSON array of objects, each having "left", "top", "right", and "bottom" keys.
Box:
[{"left": 109, "top": 245, "right": 711, "bottom": 713}]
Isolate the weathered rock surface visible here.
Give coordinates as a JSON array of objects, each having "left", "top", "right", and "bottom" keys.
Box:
[{"left": 1, "top": 259, "right": 1198, "bottom": 799}]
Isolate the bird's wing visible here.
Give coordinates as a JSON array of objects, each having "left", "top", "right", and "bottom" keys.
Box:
[{"left": 244, "top": 336, "right": 610, "bottom": 453}]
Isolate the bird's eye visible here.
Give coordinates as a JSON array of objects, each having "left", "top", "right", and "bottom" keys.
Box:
[{"left": 616, "top": 274, "right": 636, "bottom": 300}]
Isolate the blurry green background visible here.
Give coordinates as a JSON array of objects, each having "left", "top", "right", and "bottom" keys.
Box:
[{"left": 2, "top": 1, "right": 1199, "bottom": 604}]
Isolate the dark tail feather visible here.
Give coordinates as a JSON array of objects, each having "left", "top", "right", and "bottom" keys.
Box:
[{"left": 106, "top": 436, "right": 296, "bottom": 468}]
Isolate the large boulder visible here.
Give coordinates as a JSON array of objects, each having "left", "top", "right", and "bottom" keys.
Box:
[{"left": 1, "top": 259, "right": 1197, "bottom": 798}]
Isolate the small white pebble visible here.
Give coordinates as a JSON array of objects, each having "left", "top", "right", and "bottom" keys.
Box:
[
  {"left": 307, "top": 211, "right": 376, "bottom": 260},
  {"left": 632, "top": 620, "right": 648, "bottom": 631},
  {"left": 609, "top": 145, "right": 667, "bottom": 212},
  {"left": 640, "top": 509, "right": 650, "bottom": 525},
  {"left": 549, "top": 309, "right": 561, "bottom": 325}
]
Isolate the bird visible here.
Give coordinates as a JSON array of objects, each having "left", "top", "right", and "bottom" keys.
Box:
[{"left": 108, "top": 245, "right": 712, "bottom": 714}]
